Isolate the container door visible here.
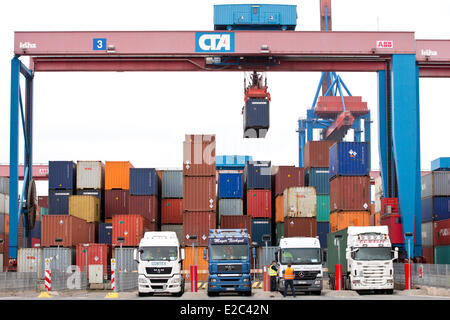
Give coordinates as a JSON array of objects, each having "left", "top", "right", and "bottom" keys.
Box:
[{"left": 89, "top": 265, "right": 104, "bottom": 284}]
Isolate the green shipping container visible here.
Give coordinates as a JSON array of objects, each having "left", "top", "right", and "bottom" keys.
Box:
[
  {"left": 316, "top": 195, "right": 330, "bottom": 222},
  {"left": 434, "top": 245, "right": 450, "bottom": 264},
  {"left": 327, "top": 228, "right": 348, "bottom": 276},
  {"left": 275, "top": 222, "right": 284, "bottom": 246},
  {"left": 40, "top": 207, "right": 49, "bottom": 216}
]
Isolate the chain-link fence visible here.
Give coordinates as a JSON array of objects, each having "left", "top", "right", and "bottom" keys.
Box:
[
  {"left": 50, "top": 271, "right": 88, "bottom": 291},
  {"left": 115, "top": 271, "right": 138, "bottom": 292},
  {"left": 0, "top": 272, "right": 38, "bottom": 291},
  {"left": 394, "top": 263, "right": 450, "bottom": 289}
]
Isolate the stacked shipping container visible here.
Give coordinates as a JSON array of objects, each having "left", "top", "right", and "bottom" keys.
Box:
[
  {"left": 160, "top": 170, "right": 184, "bottom": 245},
  {"left": 0, "top": 177, "right": 9, "bottom": 270}
]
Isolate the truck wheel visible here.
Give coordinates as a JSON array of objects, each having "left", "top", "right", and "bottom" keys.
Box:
[
  {"left": 138, "top": 292, "right": 147, "bottom": 297},
  {"left": 386, "top": 289, "right": 394, "bottom": 295},
  {"left": 207, "top": 291, "right": 218, "bottom": 297},
  {"left": 244, "top": 290, "right": 252, "bottom": 296},
  {"left": 313, "top": 291, "right": 322, "bottom": 296}
]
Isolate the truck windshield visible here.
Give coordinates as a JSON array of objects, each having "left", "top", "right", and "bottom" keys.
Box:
[
  {"left": 353, "top": 247, "right": 391, "bottom": 261},
  {"left": 210, "top": 245, "right": 249, "bottom": 260},
  {"left": 281, "top": 248, "right": 321, "bottom": 264},
  {"left": 140, "top": 247, "right": 178, "bottom": 261}
]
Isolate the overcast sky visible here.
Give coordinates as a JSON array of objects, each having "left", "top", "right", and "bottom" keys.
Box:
[{"left": 0, "top": 0, "right": 449, "bottom": 196}]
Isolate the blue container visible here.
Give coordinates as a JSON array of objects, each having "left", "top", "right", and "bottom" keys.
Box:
[
  {"left": 431, "top": 157, "right": 450, "bottom": 171},
  {"left": 49, "top": 161, "right": 76, "bottom": 190},
  {"left": 329, "top": 142, "right": 369, "bottom": 179},
  {"left": 129, "top": 168, "right": 158, "bottom": 196},
  {"left": 251, "top": 218, "right": 272, "bottom": 246},
  {"left": 218, "top": 173, "right": 243, "bottom": 198},
  {"left": 31, "top": 221, "right": 41, "bottom": 239},
  {"left": 421, "top": 197, "right": 433, "bottom": 222},
  {"left": 216, "top": 155, "right": 252, "bottom": 170},
  {"left": 98, "top": 223, "right": 112, "bottom": 244},
  {"left": 317, "top": 222, "right": 329, "bottom": 249},
  {"left": 306, "top": 168, "right": 330, "bottom": 195},
  {"left": 245, "top": 161, "right": 271, "bottom": 190},
  {"left": 214, "top": 4, "right": 297, "bottom": 30},
  {"left": 243, "top": 99, "right": 270, "bottom": 139},
  {"left": 433, "top": 197, "right": 450, "bottom": 221},
  {"left": 48, "top": 189, "right": 73, "bottom": 215}
]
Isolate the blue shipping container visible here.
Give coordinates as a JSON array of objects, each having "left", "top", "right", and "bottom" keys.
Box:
[
  {"left": 251, "top": 218, "right": 272, "bottom": 246},
  {"left": 31, "top": 221, "right": 41, "bottom": 239},
  {"left": 49, "top": 161, "right": 76, "bottom": 190},
  {"left": 214, "top": 4, "right": 297, "bottom": 30},
  {"left": 129, "top": 168, "right": 158, "bottom": 196},
  {"left": 306, "top": 168, "right": 330, "bottom": 195},
  {"left": 329, "top": 142, "right": 369, "bottom": 179},
  {"left": 98, "top": 223, "right": 112, "bottom": 244},
  {"left": 317, "top": 222, "right": 329, "bottom": 249},
  {"left": 433, "top": 197, "right": 450, "bottom": 221},
  {"left": 48, "top": 189, "right": 73, "bottom": 215},
  {"left": 218, "top": 173, "right": 243, "bottom": 198},
  {"left": 216, "top": 155, "right": 252, "bottom": 170},
  {"left": 244, "top": 99, "right": 270, "bottom": 135},
  {"left": 245, "top": 161, "right": 271, "bottom": 190},
  {"left": 431, "top": 157, "right": 450, "bottom": 171}
]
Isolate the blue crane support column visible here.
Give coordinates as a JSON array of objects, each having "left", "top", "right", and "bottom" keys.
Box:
[
  {"left": 377, "top": 70, "right": 390, "bottom": 198},
  {"left": 298, "top": 119, "right": 306, "bottom": 167},
  {"left": 390, "top": 54, "right": 422, "bottom": 258}
]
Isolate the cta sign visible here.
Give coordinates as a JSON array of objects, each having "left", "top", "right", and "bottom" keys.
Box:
[{"left": 195, "top": 32, "right": 235, "bottom": 52}]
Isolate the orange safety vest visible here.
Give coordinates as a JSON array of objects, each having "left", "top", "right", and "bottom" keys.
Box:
[{"left": 284, "top": 267, "right": 295, "bottom": 280}]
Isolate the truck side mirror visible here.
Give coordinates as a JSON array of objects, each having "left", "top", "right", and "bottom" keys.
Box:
[
  {"left": 203, "top": 248, "right": 207, "bottom": 260},
  {"left": 133, "top": 249, "right": 138, "bottom": 262},
  {"left": 181, "top": 248, "right": 185, "bottom": 260},
  {"left": 393, "top": 247, "right": 399, "bottom": 260},
  {"left": 345, "top": 248, "right": 351, "bottom": 260}
]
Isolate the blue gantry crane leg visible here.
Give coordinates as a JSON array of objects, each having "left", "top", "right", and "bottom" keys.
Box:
[{"left": 9, "top": 56, "right": 33, "bottom": 262}]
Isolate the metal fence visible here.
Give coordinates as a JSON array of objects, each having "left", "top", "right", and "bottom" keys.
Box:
[
  {"left": 394, "top": 263, "right": 450, "bottom": 289},
  {"left": 115, "top": 271, "right": 138, "bottom": 292},
  {"left": 50, "top": 271, "right": 88, "bottom": 291},
  {"left": 0, "top": 272, "right": 38, "bottom": 291}
]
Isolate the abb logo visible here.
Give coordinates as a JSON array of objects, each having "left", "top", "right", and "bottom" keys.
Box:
[{"left": 376, "top": 40, "right": 394, "bottom": 49}]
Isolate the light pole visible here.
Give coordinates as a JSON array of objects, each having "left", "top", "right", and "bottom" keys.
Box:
[
  {"left": 82, "top": 243, "right": 90, "bottom": 278},
  {"left": 117, "top": 237, "right": 125, "bottom": 272},
  {"left": 252, "top": 241, "right": 258, "bottom": 281},
  {"left": 405, "top": 232, "right": 413, "bottom": 290},
  {"left": 334, "top": 234, "right": 342, "bottom": 291}
]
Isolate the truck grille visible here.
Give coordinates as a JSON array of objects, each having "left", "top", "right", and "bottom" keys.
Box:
[
  {"left": 146, "top": 267, "right": 172, "bottom": 275},
  {"left": 150, "top": 278, "right": 168, "bottom": 284},
  {"left": 362, "top": 266, "right": 385, "bottom": 284},
  {"left": 218, "top": 264, "right": 242, "bottom": 272},
  {"left": 294, "top": 271, "right": 319, "bottom": 280}
]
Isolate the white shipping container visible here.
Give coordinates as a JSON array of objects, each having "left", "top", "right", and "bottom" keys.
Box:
[
  {"left": 0, "top": 194, "right": 5, "bottom": 214},
  {"left": 41, "top": 248, "right": 75, "bottom": 279},
  {"left": 4, "top": 195, "right": 9, "bottom": 215},
  {"left": 17, "top": 248, "right": 43, "bottom": 276},
  {"left": 421, "top": 171, "right": 450, "bottom": 198},
  {"left": 283, "top": 187, "right": 317, "bottom": 218},
  {"left": 77, "top": 161, "right": 105, "bottom": 190},
  {"left": 422, "top": 222, "right": 434, "bottom": 247}
]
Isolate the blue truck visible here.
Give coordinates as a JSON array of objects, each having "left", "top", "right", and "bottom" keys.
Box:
[{"left": 204, "top": 229, "right": 253, "bottom": 296}]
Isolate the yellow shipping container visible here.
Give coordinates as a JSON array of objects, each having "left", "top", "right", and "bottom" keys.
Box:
[
  {"left": 329, "top": 211, "right": 370, "bottom": 233},
  {"left": 69, "top": 195, "right": 100, "bottom": 223},
  {"left": 275, "top": 195, "right": 284, "bottom": 223},
  {"left": 182, "top": 246, "right": 209, "bottom": 282}
]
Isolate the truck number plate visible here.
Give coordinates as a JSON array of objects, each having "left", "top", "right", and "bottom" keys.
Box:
[
  {"left": 296, "top": 281, "right": 307, "bottom": 284},
  {"left": 226, "top": 288, "right": 234, "bottom": 291}
]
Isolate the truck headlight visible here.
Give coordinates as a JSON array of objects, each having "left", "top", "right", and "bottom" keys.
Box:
[
  {"left": 139, "top": 278, "right": 147, "bottom": 284},
  {"left": 243, "top": 278, "right": 249, "bottom": 282},
  {"left": 314, "top": 279, "right": 322, "bottom": 285},
  {"left": 211, "top": 278, "right": 217, "bottom": 283},
  {"left": 173, "top": 277, "right": 181, "bottom": 284}
]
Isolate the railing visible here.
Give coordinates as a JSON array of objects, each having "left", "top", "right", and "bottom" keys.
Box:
[
  {"left": 394, "top": 263, "right": 450, "bottom": 289},
  {"left": 0, "top": 272, "right": 38, "bottom": 291}
]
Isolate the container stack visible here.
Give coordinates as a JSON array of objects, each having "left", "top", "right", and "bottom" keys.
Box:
[
  {"left": 304, "top": 140, "right": 334, "bottom": 249},
  {"left": 283, "top": 187, "right": 317, "bottom": 238},
  {"left": 160, "top": 170, "right": 184, "bottom": 245},
  {"left": 104, "top": 161, "right": 134, "bottom": 222},
  {"left": 422, "top": 157, "right": 450, "bottom": 264},
  {"left": 0, "top": 177, "right": 9, "bottom": 270},
  {"left": 48, "top": 161, "right": 76, "bottom": 215},
  {"left": 329, "top": 142, "right": 371, "bottom": 232},
  {"left": 217, "top": 171, "right": 244, "bottom": 221},
  {"left": 244, "top": 160, "right": 272, "bottom": 246},
  {"left": 379, "top": 198, "right": 403, "bottom": 246},
  {"left": 182, "top": 134, "right": 217, "bottom": 247}
]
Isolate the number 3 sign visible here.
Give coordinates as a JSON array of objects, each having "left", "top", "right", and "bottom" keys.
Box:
[{"left": 93, "top": 38, "right": 107, "bottom": 50}]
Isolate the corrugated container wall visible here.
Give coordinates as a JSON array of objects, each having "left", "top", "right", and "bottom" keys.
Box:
[
  {"left": 316, "top": 195, "right": 330, "bottom": 222},
  {"left": 42, "top": 248, "right": 75, "bottom": 279},
  {"left": 329, "top": 142, "right": 369, "bottom": 179},
  {"left": 128, "top": 195, "right": 159, "bottom": 226},
  {"left": 421, "top": 171, "right": 450, "bottom": 198},
  {"left": 421, "top": 222, "right": 433, "bottom": 247},
  {"left": 218, "top": 173, "right": 243, "bottom": 199},
  {"left": 273, "top": 166, "right": 305, "bottom": 197},
  {"left": 219, "top": 215, "right": 252, "bottom": 235},
  {"left": 183, "top": 246, "right": 209, "bottom": 282},
  {"left": 162, "top": 170, "right": 183, "bottom": 198},
  {"left": 183, "top": 212, "right": 217, "bottom": 246},
  {"left": 113, "top": 247, "right": 138, "bottom": 271},
  {"left": 218, "top": 199, "right": 244, "bottom": 215},
  {"left": 434, "top": 219, "right": 450, "bottom": 246},
  {"left": 274, "top": 195, "right": 284, "bottom": 223},
  {"left": 105, "top": 190, "right": 129, "bottom": 218},
  {"left": 76, "top": 243, "right": 111, "bottom": 277},
  {"left": 433, "top": 197, "right": 450, "bottom": 221},
  {"left": 161, "top": 225, "right": 184, "bottom": 246},
  {"left": 422, "top": 246, "right": 434, "bottom": 264},
  {"left": 251, "top": 218, "right": 272, "bottom": 246},
  {"left": 244, "top": 161, "right": 271, "bottom": 190},
  {"left": 0, "top": 177, "right": 9, "bottom": 195},
  {"left": 38, "top": 196, "right": 48, "bottom": 209},
  {"left": 69, "top": 195, "right": 100, "bottom": 223},
  {"left": 112, "top": 215, "right": 152, "bottom": 247},
  {"left": 41, "top": 215, "right": 96, "bottom": 247},
  {"left": 284, "top": 217, "right": 317, "bottom": 237},
  {"left": 98, "top": 223, "right": 112, "bottom": 244},
  {"left": 183, "top": 135, "right": 216, "bottom": 177},
  {"left": 306, "top": 168, "right": 330, "bottom": 195},
  {"left": 329, "top": 176, "right": 371, "bottom": 212},
  {"left": 0, "top": 194, "right": 4, "bottom": 214},
  {"left": 283, "top": 187, "right": 316, "bottom": 218},
  {"left": 421, "top": 197, "right": 433, "bottom": 222},
  {"left": 129, "top": 168, "right": 159, "bottom": 196},
  {"left": 329, "top": 211, "right": 370, "bottom": 233},
  {"left": 76, "top": 161, "right": 104, "bottom": 190},
  {"left": 183, "top": 176, "right": 216, "bottom": 212},
  {"left": 246, "top": 190, "right": 271, "bottom": 218},
  {"left": 304, "top": 140, "right": 335, "bottom": 168},
  {"left": 31, "top": 221, "right": 41, "bottom": 239},
  {"left": 105, "top": 161, "right": 134, "bottom": 190},
  {"left": 161, "top": 199, "right": 183, "bottom": 224},
  {"left": 49, "top": 189, "right": 73, "bottom": 215},
  {"left": 243, "top": 98, "right": 270, "bottom": 138},
  {"left": 380, "top": 214, "right": 403, "bottom": 244},
  {"left": 17, "top": 248, "right": 43, "bottom": 275},
  {"left": 317, "top": 222, "right": 329, "bottom": 248},
  {"left": 256, "top": 246, "right": 278, "bottom": 269},
  {"left": 434, "top": 245, "right": 450, "bottom": 264},
  {"left": 49, "top": 161, "right": 76, "bottom": 190}
]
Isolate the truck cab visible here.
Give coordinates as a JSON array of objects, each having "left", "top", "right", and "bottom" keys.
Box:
[
  {"left": 276, "top": 237, "right": 323, "bottom": 295},
  {"left": 204, "top": 229, "right": 252, "bottom": 296},
  {"left": 134, "top": 231, "right": 185, "bottom": 297}
]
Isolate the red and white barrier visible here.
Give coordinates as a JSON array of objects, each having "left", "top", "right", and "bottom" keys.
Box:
[
  {"left": 111, "top": 258, "right": 116, "bottom": 291},
  {"left": 190, "top": 266, "right": 198, "bottom": 292},
  {"left": 44, "top": 258, "right": 51, "bottom": 291}
]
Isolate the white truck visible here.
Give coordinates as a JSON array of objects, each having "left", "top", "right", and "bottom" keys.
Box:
[
  {"left": 327, "top": 226, "right": 399, "bottom": 294},
  {"left": 276, "top": 237, "right": 323, "bottom": 295},
  {"left": 133, "top": 231, "right": 185, "bottom": 297}
]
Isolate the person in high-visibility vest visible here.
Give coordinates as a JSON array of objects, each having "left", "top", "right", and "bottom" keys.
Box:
[
  {"left": 269, "top": 260, "right": 278, "bottom": 292},
  {"left": 282, "top": 263, "right": 296, "bottom": 298}
]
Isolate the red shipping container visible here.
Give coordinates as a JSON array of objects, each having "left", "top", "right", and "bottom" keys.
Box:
[
  {"left": 41, "top": 215, "right": 96, "bottom": 247},
  {"left": 38, "top": 196, "right": 48, "bottom": 209},
  {"left": 304, "top": 140, "right": 336, "bottom": 168},
  {"left": 246, "top": 190, "right": 271, "bottom": 218},
  {"left": 183, "top": 135, "right": 216, "bottom": 177},
  {"left": 381, "top": 198, "right": 399, "bottom": 214},
  {"left": 112, "top": 214, "right": 153, "bottom": 247},
  {"left": 183, "top": 212, "right": 217, "bottom": 246},
  {"left": 128, "top": 195, "right": 159, "bottom": 226},
  {"left": 330, "top": 176, "right": 371, "bottom": 212},
  {"left": 183, "top": 176, "right": 216, "bottom": 212},
  {"left": 161, "top": 199, "right": 183, "bottom": 224},
  {"left": 284, "top": 217, "right": 317, "bottom": 237},
  {"left": 31, "top": 238, "right": 41, "bottom": 248},
  {"left": 76, "top": 243, "right": 111, "bottom": 277},
  {"left": 433, "top": 219, "right": 450, "bottom": 246},
  {"left": 105, "top": 190, "right": 129, "bottom": 218},
  {"left": 274, "top": 166, "right": 305, "bottom": 197},
  {"left": 380, "top": 214, "right": 403, "bottom": 244},
  {"left": 219, "top": 215, "right": 252, "bottom": 236},
  {"left": 422, "top": 246, "right": 434, "bottom": 264},
  {"left": 0, "top": 232, "right": 7, "bottom": 254}
]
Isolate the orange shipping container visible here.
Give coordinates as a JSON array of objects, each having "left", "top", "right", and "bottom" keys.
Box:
[
  {"left": 105, "top": 161, "right": 134, "bottom": 190},
  {"left": 112, "top": 214, "right": 153, "bottom": 247},
  {"left": 182, "top": 246, "right": 209, "bottom": 282},
  {"left": 329, "top": 211, "right": 370, "bottom": 233},
  {"left": 41, "top": 215, "right": 96, "bottom": 247},
  {"left": 275, "top": 195, "right": 284, "bottom": 223},
  {"left": 375, "top": 212, "right": 381, "bottom": 226}
]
